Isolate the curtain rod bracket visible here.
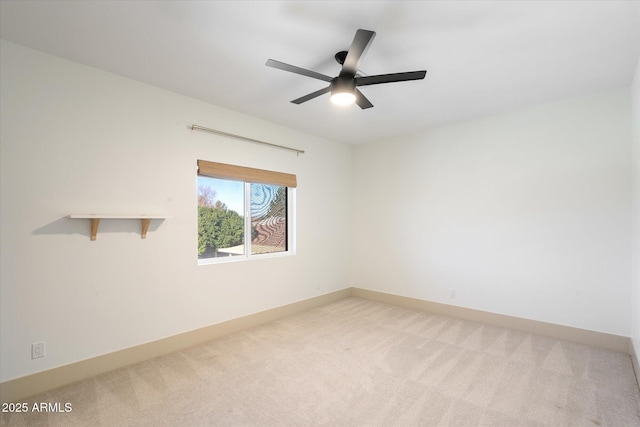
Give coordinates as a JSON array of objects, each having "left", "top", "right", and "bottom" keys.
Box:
[{"left": 191, "top": 124, "right": 305, "bottom": 155}]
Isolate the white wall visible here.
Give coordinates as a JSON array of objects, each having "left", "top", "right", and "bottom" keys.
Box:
[
  {"left": 1, "top": 38, "right": 636, "bottom": 385},
  {"left": 352, "top": 90, "right": 633, "bottom": 336},
  {"left": 631, "top": 55, "right": 640, "bottom": 361},
  {"left": 0, "top": 41, "right": 353, "bottom": 382}
]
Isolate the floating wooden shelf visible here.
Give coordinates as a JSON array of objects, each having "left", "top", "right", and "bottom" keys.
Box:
[{"left": 67, "top": 215, "right": 168, "bottom": 240}]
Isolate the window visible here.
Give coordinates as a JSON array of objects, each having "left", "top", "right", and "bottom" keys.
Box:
[{"left": 197, "top": 160, "right": 296, "bottom": 264}]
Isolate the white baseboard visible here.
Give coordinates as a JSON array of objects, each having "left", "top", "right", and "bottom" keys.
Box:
[
  {"left": 631, "top": 339, "right": 640, "bottom": 390},
  {"left": 351, "top": 288, "right": 630, "bottom": 353},
  {"left": 1, "top": 287, "right": 633, "bottom": 403},
  {"left": 0, "top": 288, "right": 351, "bottom": 404}
]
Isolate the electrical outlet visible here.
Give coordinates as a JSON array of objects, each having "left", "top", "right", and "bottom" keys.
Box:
[
  {"left": 450, "top": 290, "right": 457, "bottom": 299},
  {"left": 32, "top": 342, "right": 45, "bottom": 359}
]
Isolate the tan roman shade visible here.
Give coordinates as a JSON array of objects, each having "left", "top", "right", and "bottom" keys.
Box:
[{"left": 197, "top": 160, "right": 297, "bottom": 188}]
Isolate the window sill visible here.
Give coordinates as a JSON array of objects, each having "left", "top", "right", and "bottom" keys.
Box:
[{"left": 197, "top": 250, "right": 295, "bottom": 266}]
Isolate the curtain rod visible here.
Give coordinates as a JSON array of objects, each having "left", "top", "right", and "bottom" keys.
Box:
[{"left": 191, "top": 124, "right": 305, "bottom": 155}]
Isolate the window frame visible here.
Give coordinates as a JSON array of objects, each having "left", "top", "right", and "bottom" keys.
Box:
[{"left": 197, "top": 160, "right": 296, "bottom": 265}]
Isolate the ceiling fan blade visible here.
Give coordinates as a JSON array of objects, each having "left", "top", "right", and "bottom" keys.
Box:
[
  {"left": 355, "top": 70, "right": 427, "bottom": 87},
  {"left": 341, "top": 29, "right": 376, "bottom": 76},
  {"left": 291, "top": 86, "right": 332, "bottom": 104},
  {"left": 355, "top": 89, "right": 373, "bottom": 109},
  {"left": 266, "top": 59, "right": 333, "bottom": 82}
]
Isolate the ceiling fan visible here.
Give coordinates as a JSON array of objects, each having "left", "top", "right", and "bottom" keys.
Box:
[{"left": 266, "top": 29, "right": 427, "bottom": 109}]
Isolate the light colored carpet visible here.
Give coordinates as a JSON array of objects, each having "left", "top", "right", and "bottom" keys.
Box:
[{"left": 1, "top": 297, "right": 639, "bottom": 426}]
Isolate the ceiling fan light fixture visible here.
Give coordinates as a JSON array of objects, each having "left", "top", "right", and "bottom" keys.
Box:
[
  {"left": 330, "top": 77, "right": 356, "bottom": 106},
  {"left": 330, "top": 91, "right": 356, "bottom": 106}
]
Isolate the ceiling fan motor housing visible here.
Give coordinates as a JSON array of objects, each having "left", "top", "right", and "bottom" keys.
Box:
[{"left": 331, "top": 76, "right": 356, "bottom": 96}]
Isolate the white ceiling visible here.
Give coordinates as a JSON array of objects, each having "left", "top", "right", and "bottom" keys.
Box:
[{"left": 1, "top": 1, "right": 639, "bottom": 145}]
